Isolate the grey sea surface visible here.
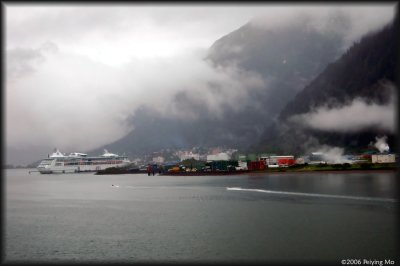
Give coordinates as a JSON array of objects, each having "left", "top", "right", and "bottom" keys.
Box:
[{"left": 4, "top": 169, "right": 398, "bottom": 263}]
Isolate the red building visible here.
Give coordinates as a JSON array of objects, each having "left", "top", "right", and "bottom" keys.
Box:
[
  {"left": 247, "top": 160, "right": 266, "bottom": 171},
  {"left": 260, "top": 156, "right": 295, "bottom": 168}
]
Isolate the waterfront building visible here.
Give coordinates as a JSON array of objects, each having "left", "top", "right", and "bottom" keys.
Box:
[
  {"left": 152, "top": 156, "right": 165, "bottom": 164},
  {"left": 207, "top": 152, "right": 230, "bottom": 161},
  {"left": 260, "top": 155, "right": 295, "bottom": 168},
  {"left": 371, "top": 154, "right": 396, "bottom": 163}
]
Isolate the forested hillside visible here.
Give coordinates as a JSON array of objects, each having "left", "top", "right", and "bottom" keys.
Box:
[{"left": 255, "top": 12, "right": 398, "bottom": 155}]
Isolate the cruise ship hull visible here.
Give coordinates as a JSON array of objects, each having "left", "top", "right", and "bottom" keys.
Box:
[
  {"left": 36, "top": 149, "right": 131, "bottom": 174},
  {"left": 38, "top": 162, "right": 131, "bottom": 174}
]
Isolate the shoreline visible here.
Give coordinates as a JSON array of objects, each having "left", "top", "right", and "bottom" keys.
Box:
[
  {"left": 246, "top": 169, "right": 397, "bottom": 175},
  {"left": 160, "top": 168, "right": 396, "bottom": 176}
]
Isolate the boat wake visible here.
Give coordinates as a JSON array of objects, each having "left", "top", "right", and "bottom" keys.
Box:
[{"left": 226, "top": 187, "right": 396, "bottom": 203}]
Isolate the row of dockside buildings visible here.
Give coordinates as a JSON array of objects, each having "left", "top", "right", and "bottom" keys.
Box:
[
  {"left": 237, "top": 152, "right": 396, "bottom": 171},
  {"left": 145, "top": 148, "right": 397, "bottom": 172}
]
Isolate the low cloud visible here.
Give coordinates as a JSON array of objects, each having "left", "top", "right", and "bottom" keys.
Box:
[
  {"left": 250, "top": 4, "right": 396, "bottom": 50},
  {"left": 5, "top": 4, "right": 396, "bottom": 165},
  {"left": 6, "top": 43, "right": 265, "bottom": 160},
  {"left": 6, "top": 44, "right": 48, "bottom": 81},
  {"left": 6, "top": 44, "right": 132, "bottom": 153},
  {"left": 119, "top": 52, "right": 265, "bottom": 119},
  {"left": 289, "top": 94, "right": 396, "bottom": 133}
]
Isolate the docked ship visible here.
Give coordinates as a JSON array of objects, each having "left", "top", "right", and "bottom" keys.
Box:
[{"left": 36, "top": 148, "right": 131, "bottom": 174}]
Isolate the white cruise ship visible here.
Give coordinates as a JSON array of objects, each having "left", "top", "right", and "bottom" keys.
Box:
[{"left": 37, "top": 149, "right": 131, "bottom": 174}]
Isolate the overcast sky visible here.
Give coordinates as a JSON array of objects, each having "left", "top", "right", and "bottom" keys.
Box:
[{"left": 5, "top": 3, "right": 396, "bottom": 165}]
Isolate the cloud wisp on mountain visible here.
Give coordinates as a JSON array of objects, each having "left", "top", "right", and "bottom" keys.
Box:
[
  {"left": 288, "top": 98, "right": 396, "bottom": 134},
  {"left": 287, "top": 81, "right": 396, "bottom": 134}
]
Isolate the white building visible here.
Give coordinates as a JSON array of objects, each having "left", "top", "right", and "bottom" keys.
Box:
[
  {"left": 295, "top": 157, "right": 306, "bottom": 164},
  {"left": 371, "top": 154, "right": 396, "bottom": 163},
  {"left": 207, "top": 152, "right": 230, "bottom": 161},
  {"left": 179, "top": 152, "right": 200, "bottom": 161},
  {"left": 152, "top": 156, "right": 165, "bottom": 164}
]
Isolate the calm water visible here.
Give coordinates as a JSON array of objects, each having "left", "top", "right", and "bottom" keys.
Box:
[{"left": 5, "top": 169, "right": 398, "bottom": 263}]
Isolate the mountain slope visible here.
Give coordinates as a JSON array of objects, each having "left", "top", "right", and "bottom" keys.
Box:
[
  {"left": 206, "top": 13, "right": 347, "bottom": 120},
  {"left": 280, "top": 20, "right": 397, "bottom": 119},
  {"left": 255, "top": 12, "right": 398, "bottom": 155},
  {"left": 92, "top": 13, "right": 350, "bottom": 157}
]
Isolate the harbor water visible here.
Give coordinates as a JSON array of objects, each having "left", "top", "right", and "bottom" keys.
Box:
[{"left": 4, "top": 169, "right": 398, "bottom": 263}]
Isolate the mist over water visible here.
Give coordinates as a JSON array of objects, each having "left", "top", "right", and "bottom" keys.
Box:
[{"left": 5, "top": 169, "right": 397, "bottom": 263}]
